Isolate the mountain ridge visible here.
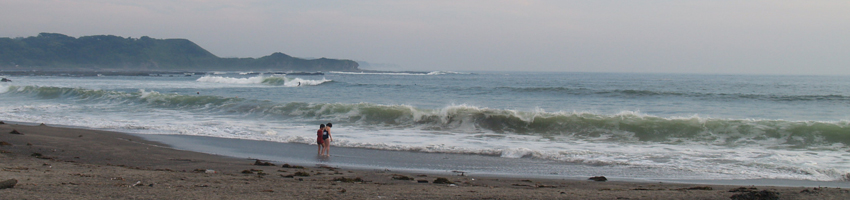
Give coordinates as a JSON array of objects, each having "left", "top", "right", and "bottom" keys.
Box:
[{"left": 0, "top": 33, "right": 360, "bottom": 72}]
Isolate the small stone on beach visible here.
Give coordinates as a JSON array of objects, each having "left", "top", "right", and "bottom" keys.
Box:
[
  {"left": 392, "top": 174, "right": 414, "bottom": 180},
  {"left": 589, "top": 176, "right": 607, "bottom": 182},
  {"left": 0, "top": 179, "right": 18, "bottom": 189},
  {"left": 9, "top": 129, "right": 23, "bottom": 135}
]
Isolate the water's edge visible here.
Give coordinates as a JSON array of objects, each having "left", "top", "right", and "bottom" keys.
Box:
[{"left": 134, "top": 132, "right": 850, "bottom": 188}]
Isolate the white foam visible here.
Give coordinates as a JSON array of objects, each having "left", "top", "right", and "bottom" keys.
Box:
[
  {"left": 196, "top": 75, "right": 268, "bottom": 84},
  {"left": 0, "top": 85, "right": 10, "bottom": 94},
  {"left": 287, "top": 77, "right": 332, "bottom": 86},
  {"left": 196, "top": 75, "right": 331, "bottom": 87},
  {"left": 500, "top": 147, "right": 535, "bottom": 158},
  {"left": 5, "top": 101, "right": 848, "bottom": 181},
  {"left": 3, "top": 77, "right": 849, "bottom": 182}
]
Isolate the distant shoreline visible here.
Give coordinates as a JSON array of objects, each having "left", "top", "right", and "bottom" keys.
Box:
[
  {"left": 0, "top": 69, "right": 439, "bottom": 77},
  {"left": 0, "top": 70, "right": 327, "bottom": 77}
]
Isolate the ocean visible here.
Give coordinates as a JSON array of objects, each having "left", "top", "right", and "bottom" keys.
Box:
[{"left": 1, "top": 71, "right": 849, "bottom": 184}]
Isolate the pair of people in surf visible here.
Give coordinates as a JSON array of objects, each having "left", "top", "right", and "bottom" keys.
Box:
[{"left": 317, "top": 123, "right": 333, "bottom": 156}]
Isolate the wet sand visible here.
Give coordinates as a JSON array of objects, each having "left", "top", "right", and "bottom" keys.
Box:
[{"left": 1, "top": 122, "right": 847, "bottom": 199}]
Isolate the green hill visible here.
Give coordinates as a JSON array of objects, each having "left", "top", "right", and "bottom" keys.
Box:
[{"left": 0, "top": 33, "right": 359, "bottom": 71}]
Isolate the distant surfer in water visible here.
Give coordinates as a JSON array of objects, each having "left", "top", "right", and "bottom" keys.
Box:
[
  {"left": 316, "top": 124, "right": 325, "bottom": 155},
  {"left": 322, "top": 123, "right": 333, "bottom": 156}
]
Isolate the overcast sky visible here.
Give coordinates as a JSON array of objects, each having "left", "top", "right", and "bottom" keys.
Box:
[{"left": 2, "top": 0, "right": 848, "bottom": 75}]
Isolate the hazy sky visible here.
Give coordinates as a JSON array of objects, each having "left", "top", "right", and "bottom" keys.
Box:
[{"left": 2, "top": 0, "right": 848, "bottom": 75}]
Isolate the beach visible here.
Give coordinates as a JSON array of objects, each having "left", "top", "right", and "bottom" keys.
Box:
[
  {"left": 3, "top": 73, "right": 850, "bottom": 183},
  {"left": 2, "top": 123, "right": 847, "bottom": 199}
]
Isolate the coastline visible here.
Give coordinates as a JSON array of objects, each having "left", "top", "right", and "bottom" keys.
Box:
[
  {"left": 135, "top": 133, "right": 850, "bottom": 188},
  {"left": 1, "top": 122, "right": 847, "bottom": 199}
]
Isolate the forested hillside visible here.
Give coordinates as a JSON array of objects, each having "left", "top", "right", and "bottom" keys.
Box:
[{"left": 0, "top": 33, "right": 359, "bottom": 71}]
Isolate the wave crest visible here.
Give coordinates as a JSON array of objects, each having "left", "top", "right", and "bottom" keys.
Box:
[
  {"left": 6, "top": 85, "right": 849, "bottom": 149},
  {"left": 196, "top": 75, "right": 331, "bottom": 86}
]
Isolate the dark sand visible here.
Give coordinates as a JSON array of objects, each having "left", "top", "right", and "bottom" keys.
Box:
[{"left": 1, "top": 123, "right": 848, "bottom": 199}]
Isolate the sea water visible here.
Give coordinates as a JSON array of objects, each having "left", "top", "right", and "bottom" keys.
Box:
[{"left": 1, "top": 72, "right": 849, "bottom": 183}]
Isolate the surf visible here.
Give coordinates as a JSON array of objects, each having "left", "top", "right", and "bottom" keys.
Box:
[
  {"left": 195, "top": 75, "right": 331, "bottom": 86},
  {"left": 6, "top": 85, "right": 848, "bottom": 150}
]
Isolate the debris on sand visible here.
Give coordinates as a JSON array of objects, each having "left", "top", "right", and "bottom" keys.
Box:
[
  {"left": 433, "top": 178, "right": 454, "bottom": 184},
  {"left": 0, "top": 179, "right": 18, "bottom": 189},
  {"left": 281, "top": 163, "right": 305, "bottom": 169},
  {"left": 589, "top": 176, "right": 607, "bottom": 182},
  {"left": 392, "top": 174, "right": 414, "bottom": 180},
  {"left": 730, "top": 187, "right": 758, "bottom": 193},
  {"left": 676, "top": 186, "right": 713, "bottom": 191},
  {"left": 253, "top": 160, "right": 275, "bottom": 166},
  {"left": 333, "top": 177, "right": 363, "bottom": 183},
  {"left": 282, "top": 171, "right": 310, "bottom": 178},
  {"left": 730, "top": 190, "right": 780, "bottom": 200}
]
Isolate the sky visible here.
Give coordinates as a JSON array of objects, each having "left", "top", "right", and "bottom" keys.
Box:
[{"left": 1, "top": 0, "right": 848, "bottom": 75}]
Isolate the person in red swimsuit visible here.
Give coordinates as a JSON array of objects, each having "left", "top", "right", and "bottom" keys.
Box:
[{"left": 317, "top": 124, "right": 325, "bottom": 155}]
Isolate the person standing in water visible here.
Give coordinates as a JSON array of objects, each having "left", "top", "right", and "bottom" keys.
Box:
[
  {"left": 322, "top": 123, "right": 333, "bottom": 156},
  {"left": 316, "top": 124, "right": 325, "bottom": 155}
]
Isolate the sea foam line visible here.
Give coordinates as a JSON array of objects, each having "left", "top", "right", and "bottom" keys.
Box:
[
  {"left": 2, "top": 100, "right": 848, "bottom": 181},
  {"left": 195, "top": 75, "right": 331, "bottom": 86}
]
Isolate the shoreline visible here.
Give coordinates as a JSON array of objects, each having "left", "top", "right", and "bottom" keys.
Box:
[
  {"left": 134, "top": 133, "right": 850, "bottom": 188},
  {"left": 1, "top": 122, "right": 848, "bottom": 199}
]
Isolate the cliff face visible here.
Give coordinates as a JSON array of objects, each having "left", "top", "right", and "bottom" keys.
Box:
[{"left": 0, "top": 33, "right": 359, "bottom": 71}]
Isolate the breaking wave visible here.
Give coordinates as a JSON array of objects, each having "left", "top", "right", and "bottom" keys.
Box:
[
  {"left": 195, "top": 75, "right": 331, "bottom": 86},
  {"left": 5, "top": 85, "right": 849, "bottom": 150},
  {"left": 499, "top": 86, "right": 850, "bottom": 103}
]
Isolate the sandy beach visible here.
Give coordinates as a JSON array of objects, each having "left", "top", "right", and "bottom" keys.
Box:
[{"left": 1, "top": 122, "right": 847, "bottom": 199}]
